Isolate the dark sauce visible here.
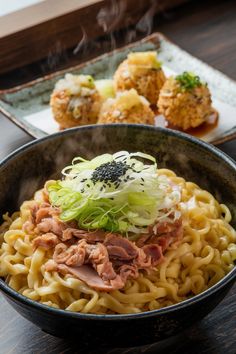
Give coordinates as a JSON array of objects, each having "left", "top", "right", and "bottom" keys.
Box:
[
  {"left": 184, "top": 112, "right": 219, "bottom": 138},
  {"left": 155, "top": 109, "right": 219, "bottom": 138}
]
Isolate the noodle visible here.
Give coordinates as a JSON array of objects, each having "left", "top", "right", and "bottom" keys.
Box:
[{"left": 0, "top": 169, "right": 236, "bottom": 314}]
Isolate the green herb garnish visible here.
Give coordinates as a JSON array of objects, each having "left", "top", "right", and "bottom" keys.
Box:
[
  {"left": 47, "top": 152, "right": 181, "bottom": 236},
  {"left": 175, "top": 71, "right": 202, "bottom": 91}
]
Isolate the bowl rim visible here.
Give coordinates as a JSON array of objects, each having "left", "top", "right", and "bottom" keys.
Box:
[{"left": 0, "top": 124, "right": 236, "bottom": 320}]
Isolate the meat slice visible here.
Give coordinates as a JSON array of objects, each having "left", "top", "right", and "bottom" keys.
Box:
[
  {"left": 37, "top": 217, "right": 66, "bottom": 237},
  {"left": 30, "top": 203, "right": 40, "bottom": 224},
  {"left": 133, "top": 248, "right": 151, "bottom": 268},
  {"left": 41, "top": 211, "right": 183, "bottom": 292},
  {"left": 50, "top": 237, "right": 131, "bottom": 291},
  {"left": 153, "top": 218, "right": 183, "bottom": 239},
  {"left": 35, "top": 204, "right": 59, "bottom": 223},
  {"left": 33, "top": 233, "right": 59, "bottom": 250},
  {"left": 88, "top": 243, "right": 117, "bottom": 281},
  {"left": 105, "top": 245, "right": 136, "bottom": 261},
  {"left": 136, "top": 218, "right": 183, "bottom": 250},
  {"left": 104, "top": 234, "right": 138, "bottom": 260},
  {"left": 119, "top": 264, "right": 139, "bottom": 282},
  {"left": 61, "top": 228, "right": 106, "bottom": 243},
  {"left": 60, "top": 264, "right": 123, "bottom": 291},
  {"left": 135, "top": 233, "right": 151, "bottom": 247},
  {"left": 44, "top": 260, "right": 118, "bottom": 291},
  {"left": 53, "top": 241, "right": 86, "bottom": 266},
  {"left": 96, "top": 261, "right": 117, "bottom": 282},
  {"left": 142, "top": 244, "right": 164, "bottom": 266},
  {"left": 53, "top": 240, "right": 117, "bottom": 282},
  {"left": 49, "top": 231, "right": 167, "bottom": 291},
  {"left": 156, "top": 236, "right": 171, "bottom": 251},
  {"left": 22, "top": 202, "right": 39, "bottom": 233},
  {"left": 153, "top": 218, "right": 183, "bottom": 250}
]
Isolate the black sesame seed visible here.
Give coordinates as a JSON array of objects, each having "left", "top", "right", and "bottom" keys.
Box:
[{"left": 91, "top": 161, "right": 129, "bottom": 185}]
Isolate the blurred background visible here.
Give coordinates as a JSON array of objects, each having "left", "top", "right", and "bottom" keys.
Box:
[{"left": 1, "top": 0, "right": 236, "bottom": 89}]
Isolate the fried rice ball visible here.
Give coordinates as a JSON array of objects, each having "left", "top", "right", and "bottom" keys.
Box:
[
  {"left": 113, "top": 51, "right": 166, "bottom": 105},
  {"left": 157, "top": 72, "right": 214, "bottom": 131},
  {"left": 98, "top": 89, "right": 155, "bottom": 125},
  {"left": 50, "top": 74, "right": 102, "bottom": 129}
]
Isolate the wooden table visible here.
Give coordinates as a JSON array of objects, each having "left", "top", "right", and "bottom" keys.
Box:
[{"left": 0, "top": 0, "right": 236, "bottom": 352}]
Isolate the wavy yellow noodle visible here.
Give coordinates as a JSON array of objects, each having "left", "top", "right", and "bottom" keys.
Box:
[{"left": 0, "top": 169, "right": 236, "bottom": 314}]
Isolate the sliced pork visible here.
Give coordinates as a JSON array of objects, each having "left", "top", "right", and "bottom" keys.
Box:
[
  {"left": 142, "top": 244, "right": 164, "bottom": 265},
  {"left": 32, "top": 202, "right": 183, "bottom": 292},
  {"left": 57, "top": 264, "right": 118, "bottom": 292},
  {"left": 44, "top": 260, "right": 122, "bottom": 291},
  {"left": 47, "top": 233, "right": 163, "bottom": 291},
  {"left": 33, "top": 232, "right": 59, "bottom": 250},
  {"left": 136, "top": 218, "right": 183, "bottom": 250},
  {"left": 37, "top": 217, "right": 66, "bottom": 236},
  {"left": 104, "top": 233, "right": 138, "bottom": 261},
  {"left": 61, "top": 228, "right": 106, "bottom": 243},
  {"left": 35, "top": 204, "right": 60, "bottom": 223}
]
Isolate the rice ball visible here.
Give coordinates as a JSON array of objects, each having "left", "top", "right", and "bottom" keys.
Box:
[
  {"left": 50, "top": 74, "right": 102, "bottom": 129},
  {"left": 114, "top": 51, "right": 166, "bottom": 105},
  {"left": 98, "top": 89, "right": 155, "bottom": 125},
  {"left": 157, "top": 72, "right": 214, "bottom": 130}
]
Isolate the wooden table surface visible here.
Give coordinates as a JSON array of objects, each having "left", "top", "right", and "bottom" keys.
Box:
[{"left": 0, "top": 0, "right": 236, "bottom": 353}]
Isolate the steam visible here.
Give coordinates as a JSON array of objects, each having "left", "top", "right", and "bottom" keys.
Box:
[
  {"left": 136, "top": 0, "right": 158, "bottom": 35},
  {"left": 73, "top": 26, "right": 88, "bottom": 55},
  {"left": 97, "top": 0, "right": 127, "bottom": 32},
  {"left": 40, "top": 1, "right": 161, "bottom": 75},
  {"left": 44, "top": 41, "right": 68, "bottom": 72},
  {"left": 71, "top": 0, "right": 159, "bottom": 66}
]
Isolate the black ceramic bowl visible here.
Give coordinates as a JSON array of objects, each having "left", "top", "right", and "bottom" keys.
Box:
[{"left": 0, "top": 125, "right": 236, "bottom": 346}]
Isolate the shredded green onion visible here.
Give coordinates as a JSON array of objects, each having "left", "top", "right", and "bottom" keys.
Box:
[{"left": 47, "top": 151, "right": 181, "bottom": 235}]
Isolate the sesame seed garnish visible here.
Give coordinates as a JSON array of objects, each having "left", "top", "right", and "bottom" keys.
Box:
[{"left": 91, "top": 161, "right": 129, "bottom": 188}]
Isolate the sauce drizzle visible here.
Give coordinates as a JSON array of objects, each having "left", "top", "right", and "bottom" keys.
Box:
[{"left": 155, "top": 109, "right": 219, "bottom": 138}]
